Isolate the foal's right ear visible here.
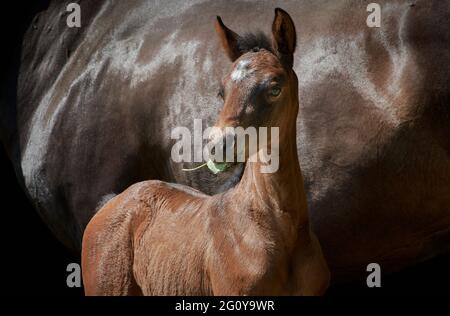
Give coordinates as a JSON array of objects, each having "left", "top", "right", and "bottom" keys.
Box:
[
  {"left": 272, "top": 8, "right": 297, "bottom": 68},
  {"left": 215, "top": 16, "right": 242, "bottom": 62}
]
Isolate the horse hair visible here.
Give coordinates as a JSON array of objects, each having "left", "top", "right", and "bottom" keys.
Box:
[{"left": 237, "top": 32, "right": 273, "bottom": 54}]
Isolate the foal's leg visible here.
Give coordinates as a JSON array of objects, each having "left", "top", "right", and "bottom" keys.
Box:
[{"left": 82, "top": 197, "right": 142, "bottom": 296}]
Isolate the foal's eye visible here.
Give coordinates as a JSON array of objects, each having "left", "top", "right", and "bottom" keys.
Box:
[
  {"left": 269, "top": 86, "right": 282, "bottom": 97},
  {"left": 218, "top": 88, "right": 225, "bottom": 99}
]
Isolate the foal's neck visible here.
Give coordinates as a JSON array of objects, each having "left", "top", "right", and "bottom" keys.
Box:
[{"left": 233, "top": 122, "right": 308, "bottom": 238}]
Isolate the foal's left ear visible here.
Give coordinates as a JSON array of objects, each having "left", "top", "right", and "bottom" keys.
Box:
[
  {"left": 215, "top": 16, "right": 242, "bottom": 62},
  {"left": 272, "top": 8, "right": 297, "bottom": 68}
]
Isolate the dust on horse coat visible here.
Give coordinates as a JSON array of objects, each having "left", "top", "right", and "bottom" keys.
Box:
[{"left": 4, "top": 0, "right": 450, "bottom": 281}]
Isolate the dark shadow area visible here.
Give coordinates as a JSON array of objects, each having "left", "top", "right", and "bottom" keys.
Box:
[
  {"left": 0, "top": 147, "right": 82, "bottom": 296},
  {"left": 327, "top": 253, "right": 450, "bottom": 296},
  {"left": 0, "top": 1, "right": 50, "bottom": 156},
  {"left": 0, "top": 2, "right": 82, "bottom": 295}
]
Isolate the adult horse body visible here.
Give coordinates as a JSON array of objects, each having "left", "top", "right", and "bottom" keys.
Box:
[{"left": 5, "top": 0, "right": 450, "bottom": 281}]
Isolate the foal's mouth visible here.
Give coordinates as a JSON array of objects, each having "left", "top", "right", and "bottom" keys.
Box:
[
  {"left": 206, "top": 159, "right": 232, "bottom": 174},
  {"left": 182, "top": 128, "right": 250, "bottom": 176},
  {"left": 181, "top": 159, "right": 242, "bottom": 176},
  {"left": 182, "top": 142, "right": 242, "bottom": 175}
]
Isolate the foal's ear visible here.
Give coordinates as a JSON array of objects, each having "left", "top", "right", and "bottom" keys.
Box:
[
  {"left": 215, "top": 16, "right": 242, "bottom": 62},
  {"left": 272, "top": 8, "right": 297, "bottom": 68}
]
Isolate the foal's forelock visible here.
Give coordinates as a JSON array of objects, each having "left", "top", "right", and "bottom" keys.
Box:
[{"left": 236, "top": 32, "right": 274, "bottom": 56}]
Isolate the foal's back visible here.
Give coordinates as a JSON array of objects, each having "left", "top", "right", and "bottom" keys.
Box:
[{"left": 82, "top": 180, "right": 212, "bottom": 296}]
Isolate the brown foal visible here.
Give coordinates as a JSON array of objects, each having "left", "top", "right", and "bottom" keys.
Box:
[{"left": 82, "top": 8, "right": 330, "bottom": 296}]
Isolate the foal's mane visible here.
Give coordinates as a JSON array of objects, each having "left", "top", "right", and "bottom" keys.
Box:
[{"left": 237, "top": 32, "right": 274, "bottom": 54}]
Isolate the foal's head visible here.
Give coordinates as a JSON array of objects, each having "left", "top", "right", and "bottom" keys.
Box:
[{"left": 211, "top": 9, "right": 298, "bottom": 165}]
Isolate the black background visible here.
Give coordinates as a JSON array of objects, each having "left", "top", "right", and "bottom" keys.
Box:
[{"left": 0, "top": 0, "right": 448, "bottom": 296}]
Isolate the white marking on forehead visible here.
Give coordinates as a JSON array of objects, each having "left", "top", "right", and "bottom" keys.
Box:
[{"left": 231, "top": 60, "right": 253, "bottom": 82}]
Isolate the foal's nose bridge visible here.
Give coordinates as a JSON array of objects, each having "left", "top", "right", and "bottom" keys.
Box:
[
  {"left": 208, "top": 127, "right": 236, "bottom": 141},
  {"left": 208, "top": 128, "right": 236, "bottom": 155},
  {"left": 208, "top": 127, "right": 223, "bottom": 143}
]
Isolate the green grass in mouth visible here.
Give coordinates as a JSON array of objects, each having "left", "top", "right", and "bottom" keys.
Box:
[{"left": 182, "top": 160, "right": 230, "bottom": 175}]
